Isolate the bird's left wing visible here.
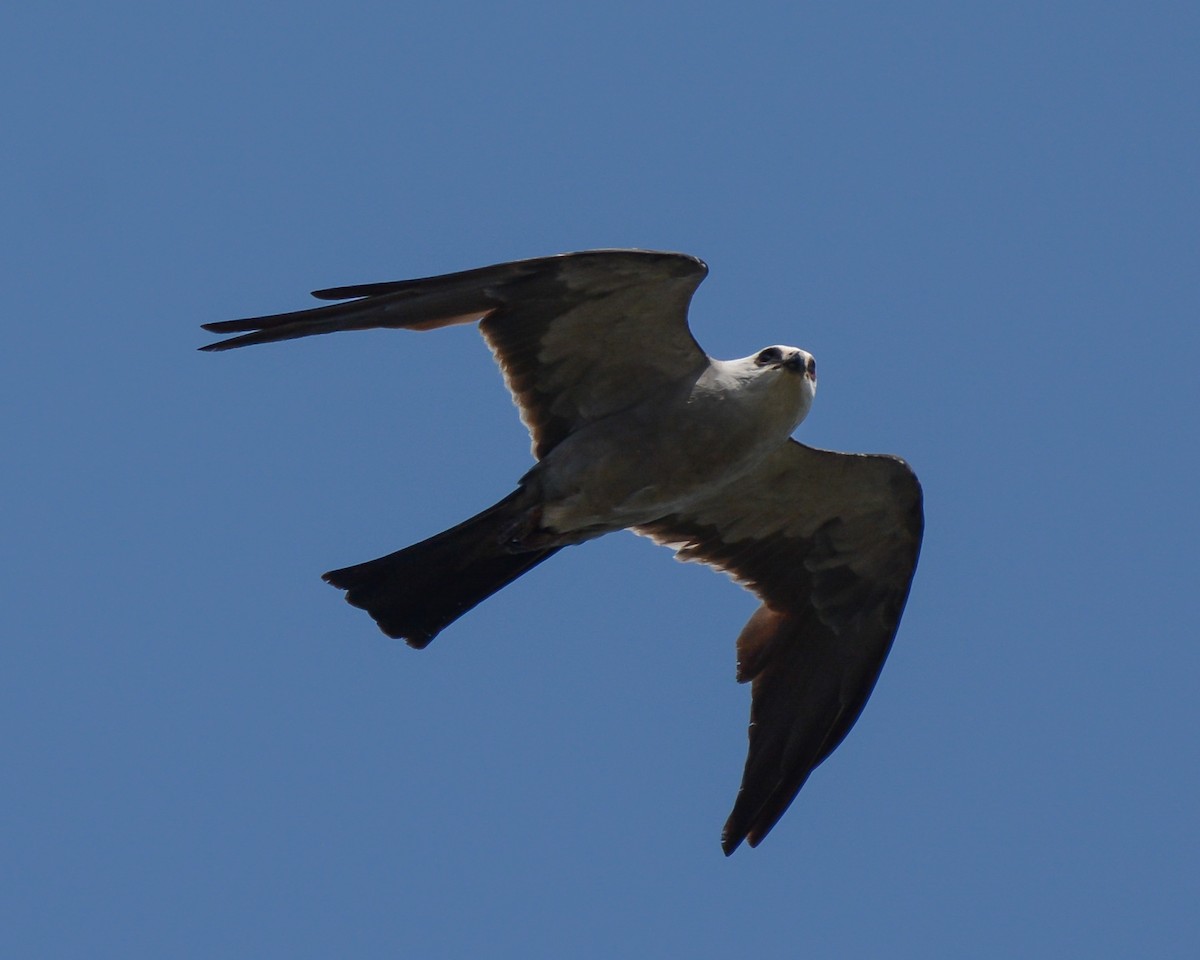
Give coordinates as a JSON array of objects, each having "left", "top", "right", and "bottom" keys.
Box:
[
  {"left": 635, "top": 439, "right": 923, "bottom": 854},
  {"left": 201, "top": 250, "right": 710, "bottom": 458}
]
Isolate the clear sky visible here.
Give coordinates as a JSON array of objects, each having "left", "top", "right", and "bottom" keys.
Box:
[{"left": 4, "top": 2, "right": 1198, "bottom": 957}]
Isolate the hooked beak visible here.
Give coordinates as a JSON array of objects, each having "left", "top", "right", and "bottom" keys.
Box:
[{"left": 783, "top": 352, "right": 817, "bottom": 382}]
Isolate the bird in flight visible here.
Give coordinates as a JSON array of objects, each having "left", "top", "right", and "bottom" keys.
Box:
[{"left": 201, "top": 250, "right": 923, "bottom": 854}]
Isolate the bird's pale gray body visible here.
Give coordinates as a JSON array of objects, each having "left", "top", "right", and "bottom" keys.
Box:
[
  {"left": 528, "top": 350, "right": 814, "bottom": 537},
  {"left": 202, "top": 250, "right": 923, "bottom": 854}
]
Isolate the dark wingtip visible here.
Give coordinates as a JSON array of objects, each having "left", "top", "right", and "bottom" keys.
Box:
[
  {"left": 198, "top": 318, "right": 272, "bottom": 351},
  {"left": 310, "top": 286, "right": 358, "bottom": 300},
  {"left": 721, "top": 813, "right": 753, "bottom": 856},
  {"left": 197, "top": 332, "right": 273, "bottom": 352},
  {"left": 201, "top": 318, "right": 265, "bottom": 333},
  {"left": 310, "top": 281, "right": 405, "bottom": 300}
]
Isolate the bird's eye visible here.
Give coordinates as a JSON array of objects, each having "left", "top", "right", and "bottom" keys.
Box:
[
  {"left": 806, "top": 356, "right": 816, "bottom": 376},
  {"left": 756, "top": 347, "right": 782, "bottom": 365}
]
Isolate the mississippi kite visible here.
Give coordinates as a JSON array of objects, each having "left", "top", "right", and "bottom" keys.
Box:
[{"left": 201, "top": 250, "right": 923, "bottom": 853}]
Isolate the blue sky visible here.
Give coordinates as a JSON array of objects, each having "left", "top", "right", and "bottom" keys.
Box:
[{"left": 4, "top": 2, "right": 1198, "bottom": 957}]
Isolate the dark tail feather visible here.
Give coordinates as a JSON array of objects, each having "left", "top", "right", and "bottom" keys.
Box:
[{"left": 322, "top": 491, "right": 560, "bottom": 648}]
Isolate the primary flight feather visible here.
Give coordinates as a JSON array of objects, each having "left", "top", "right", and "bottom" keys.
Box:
[{"left": 201, "top": 249, "right": 923, "bottom": 853}]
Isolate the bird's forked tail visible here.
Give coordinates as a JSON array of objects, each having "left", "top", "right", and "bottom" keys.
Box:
[{"left": 322, "top": 489, "right": 560, "bottom": 647}]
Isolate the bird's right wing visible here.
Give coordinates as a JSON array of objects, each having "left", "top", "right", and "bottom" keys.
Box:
[{"left": 201, "top": 250, "right": 710, "bottom": 458}]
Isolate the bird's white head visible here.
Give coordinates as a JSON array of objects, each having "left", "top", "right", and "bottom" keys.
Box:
[
  {"left": 741, "top": 344, "right": 817, "bottom": 429},
  {"left": 698, "top": 345, "right": 818, "bottom": 439}
]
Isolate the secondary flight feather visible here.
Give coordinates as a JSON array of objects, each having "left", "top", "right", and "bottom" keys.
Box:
[{"left": 201, "top": 249, "right": 923, "bottom": 853}]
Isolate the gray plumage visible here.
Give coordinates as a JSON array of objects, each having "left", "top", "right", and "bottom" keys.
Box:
[{"left": 202, "top": 250, "right": 923, "bottom": 854}]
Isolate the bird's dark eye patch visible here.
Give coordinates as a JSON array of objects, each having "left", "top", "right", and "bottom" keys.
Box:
[
  {"left": 806, "top": 357, "right": 816, "bottom": 376},
  {"left": 756, "top": 347, "right": 782, "bottom": 365}
]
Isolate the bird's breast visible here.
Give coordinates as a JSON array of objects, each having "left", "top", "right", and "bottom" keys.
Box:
[{"left": 529, "top": 374, "right": 801, "bottom": 533}]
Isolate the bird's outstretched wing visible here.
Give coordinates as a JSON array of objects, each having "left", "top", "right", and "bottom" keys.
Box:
[
  {"left": 201, "top": 250, "right": 710, "bottom": 458},
  {"left": 635, "top": 440, "right": 923, "bottom": 854}
]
